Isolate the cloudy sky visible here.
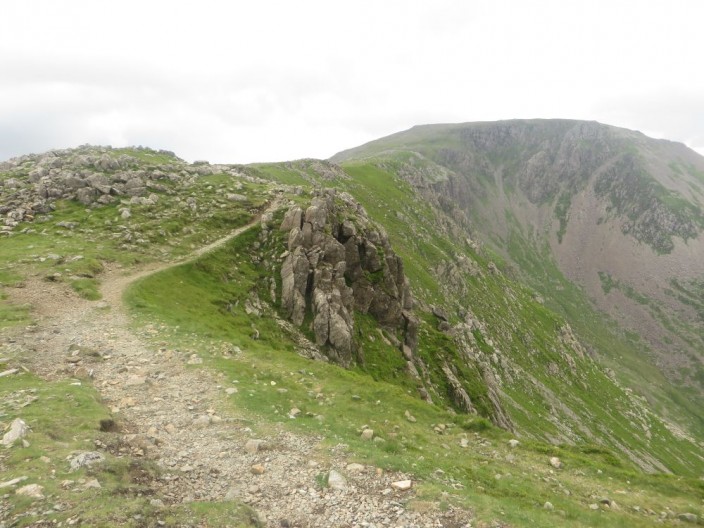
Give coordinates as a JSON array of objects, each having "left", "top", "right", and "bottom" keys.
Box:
[{"left": 2, "top": 1, "right": 703, "bottom": 163}]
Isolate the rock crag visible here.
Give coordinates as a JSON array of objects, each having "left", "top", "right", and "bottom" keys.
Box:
[{"left": 279, "top": 190, "right": 415, "bottom": 366}]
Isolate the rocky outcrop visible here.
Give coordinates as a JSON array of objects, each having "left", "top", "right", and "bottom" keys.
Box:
[
  {"left": 279, "top": 189, "right": 414, "bottom": 366},
  {"left": 0, "top": 145, "right": 265, "bottom": 233}
]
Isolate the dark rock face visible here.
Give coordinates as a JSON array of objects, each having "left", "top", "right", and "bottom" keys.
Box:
[{"left": 279, "top": 189, "right": 414, "bottom": 366}]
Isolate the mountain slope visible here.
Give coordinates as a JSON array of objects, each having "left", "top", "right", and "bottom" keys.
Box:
[
  {"left": 332, "top": 119, "right": 704, "bottom": 396},
  {"left": 2, "top": 143, "right": 704, "bottom": 527}
]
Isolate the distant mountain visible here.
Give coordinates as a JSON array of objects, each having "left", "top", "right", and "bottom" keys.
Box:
[{"left": 332, "top": 120, "right": 704, "bottom": 394}]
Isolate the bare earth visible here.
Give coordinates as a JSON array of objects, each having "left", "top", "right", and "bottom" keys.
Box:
[{"left": 2, "top": 207, "right": 472, "bottom": 527}]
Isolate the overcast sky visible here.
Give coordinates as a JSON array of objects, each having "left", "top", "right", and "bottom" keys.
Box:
[{"left": 2, "top": 0, "right": 703, "bottom": 163}]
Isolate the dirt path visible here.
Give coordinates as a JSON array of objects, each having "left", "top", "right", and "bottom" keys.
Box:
[{"left": 2, "top": 202, "right": 472, "bottom": 527}]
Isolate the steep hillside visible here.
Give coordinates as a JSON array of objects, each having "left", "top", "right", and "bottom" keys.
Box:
[
  {"left": 2, "top": 145, "right": 704, "bottom": 527},
  {"left": 332, "top": 119, "right": 704, "bottom": 401}
]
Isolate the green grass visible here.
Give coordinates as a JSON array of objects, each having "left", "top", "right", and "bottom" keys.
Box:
[
  {"left": 124, "top": 227, "right": 704, "bottom": 527},
  {"left": 0, "top": 290, "right": 29, "bottom": 329},
  {"left": 0, "top": 172, "right": 271, "bottom": 313},
  {"left": 4, "top": 143, "right": 704, "bottom": 526}
]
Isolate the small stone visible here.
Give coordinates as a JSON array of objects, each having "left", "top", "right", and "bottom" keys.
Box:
[
  {"left": 251, "top": 464, "right": 265, "bottom": 475},
  {"left": 589, "top": 503, "right": 599, "bottom": 511},
  {"left": 678, "top": 513, "right": 698, "bottom": 524},
  {"left": 150, "top": 498, "right": 164, "bottom": 508},
  {"left": 69, "top": 451, "right": 105, "bottom": 472},
  {"left": 16, "top": 484, "right": 45, "bottom": 499},
  {"left": 289, "top": 408, "right": 301, "bottom": 418},
  {"left": 244, "top": 439, "right": 265, "bottom": 454},
  {"left": 0, "top": 476, "right": 28, "bottom": 489},
  {"left": 404, "top": 410, "right": 416, "bottom": 423},
  {"left": 549, "top": 457, "right": 562, "bottom": 469},
  {"left": 346, "top": 463, "right": 365, "bottom": 472},
  {"left": 361, "top": 428, "right": 374, "bottom": 441},
  {"left": 192, "top": 415, "right": 211, "bottom": 428},
  {"left": 391, "top": 480, "right": 412, "bottom": 491},
  {"left": 225, "top": 387, "right": 238, "bottom": 395},
  {"left": 164, "top": 423, "right": 177, "bottom": 434},
  {"left": 544, "top": 502, "right": 554, "bottom": 510},
  {"left": 74, "top": 366, "right": 91, "bottom": 379},
  {"left": 224, "top": 488, "right": 238, "bottom": 500},
  {"left": 125, "top": 375, "right": 146, "bottom": 386},
  {"left": 327, "top": 470, "right": 347, "bottom": 491},
  {"left": 508, "top": 439, "right": 520, "bottom": 448},
  {"left": 83, "top": 478, "right": 101, "bottom": 489},
  {"left": 459, "top": 438, "right": 469, "bottom": 448}
]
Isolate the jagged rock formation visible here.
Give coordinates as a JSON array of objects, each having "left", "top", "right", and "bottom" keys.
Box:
[{"left": 279, "top": 189, "right": 415, "bottom": 366}]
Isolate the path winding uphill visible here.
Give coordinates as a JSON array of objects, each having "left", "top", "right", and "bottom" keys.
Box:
[{"left": 2, "top": 202, "right": 473, "bottom": 527}]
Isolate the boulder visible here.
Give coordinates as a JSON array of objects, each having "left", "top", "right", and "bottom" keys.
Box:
[
  {"left": 2, "top": 418, "right": 30, "bottom": 447},
  {"left": 327, "top": 470, "right": 347, "bottom": 491},
  {"left": 69, "top": 451, "right": 105, "bottom": 471},
  {"left": 16, "top": 484, "right": 44, "bottom": 499},
  {"left": 280, "top": 206, "right": 303, "bottom": 231}
]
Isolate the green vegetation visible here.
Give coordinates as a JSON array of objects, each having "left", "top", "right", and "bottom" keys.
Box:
[
  {"left": 595, "top": 154, "right": 702, "bottom": 254},
  {"left": 0, "top": 170, "right": 269, "bottom": 309},
  {"left": 123, "top": 208, "right": 704, "bottom": 526},
  {"left": 4, "top": 138, "right": 704, "bottom": 526},
  {"left": 554, "top": 191, "right": 571, "bottom": 243}
]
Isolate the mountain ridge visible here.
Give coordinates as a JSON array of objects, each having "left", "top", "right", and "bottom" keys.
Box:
[{"left": 2, "top": 134, "right": 704, "bottom": 526}]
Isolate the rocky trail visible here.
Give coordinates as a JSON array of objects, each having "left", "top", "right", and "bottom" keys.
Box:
[{"left": 1, "top": 203, "right": 473, "bottom": 527}]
